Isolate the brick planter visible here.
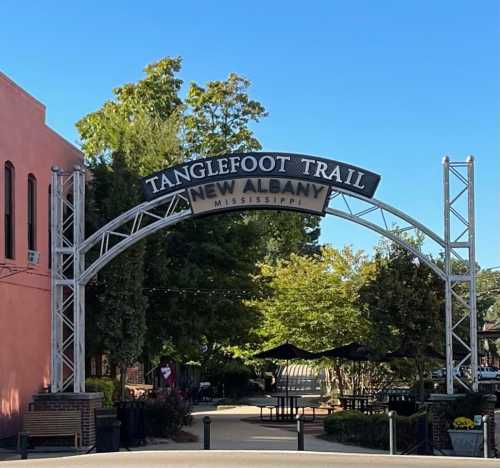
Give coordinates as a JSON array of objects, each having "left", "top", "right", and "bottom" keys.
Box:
[
  {"left": 32, "top": 392, "right": 104, "bottom": 447},
  {"left": 428, "top": 393, "right": 496, "bottom": 457}
]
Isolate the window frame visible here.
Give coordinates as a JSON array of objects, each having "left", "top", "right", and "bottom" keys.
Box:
[
  {"left": 4, "top": 161, "right": 15, "bottom": 259},
  {"left": 27, "top": 173, "right": 37, "bottom": 251}
]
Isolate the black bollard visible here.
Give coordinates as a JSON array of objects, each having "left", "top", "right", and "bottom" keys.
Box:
[
  {"left": 19, "top": 432, "right": 28, "bottom": 460},
  {"left": 296, "top": 414, "right": 304, "bottom": 451},
  {"left": 203, "top": 416, "right": 211, "bottom": 450}
]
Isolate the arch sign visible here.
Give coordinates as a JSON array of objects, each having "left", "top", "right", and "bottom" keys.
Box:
[
  {"left": 50, "top": 153, "right": 477, "bottom": 397},
  {"left": 141, "top": 152, "right": 381, "bottom": 216}
]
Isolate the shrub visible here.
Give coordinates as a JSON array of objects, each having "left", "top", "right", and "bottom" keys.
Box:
[
  {"left": 323, "top": 410, "right": 427, "bottom": 450},
  {"left": 85, "top": 377, "right": 115, "bottom": 407},
  {"left": 206, "top": 360, "right": 254, "bottom": 398},
  {"left": 144, "top": 391, "right": 192, "bottom": 438}
]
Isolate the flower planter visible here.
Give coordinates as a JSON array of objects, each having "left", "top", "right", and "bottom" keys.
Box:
[{"left": 448, "top": 429, "right": 483, "bottom": 457}]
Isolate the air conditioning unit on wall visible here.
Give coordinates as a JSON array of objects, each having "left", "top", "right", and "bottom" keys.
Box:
[{"left": 27, "top": 250, "right": 40, "bottom": 265}]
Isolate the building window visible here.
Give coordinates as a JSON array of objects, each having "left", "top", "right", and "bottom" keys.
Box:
[
  {"left": 4, "top": 161, "right": 15, "bottom": 259},
  {"left": 27, "top": 174, "right": 37, "bottom": 251}
]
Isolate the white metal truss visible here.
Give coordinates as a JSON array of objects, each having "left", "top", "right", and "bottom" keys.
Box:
[
  {"left": 50, "top": 166, "right": 86, "bottom": 392},
  {"left": 443, "top": 156, "right": 478, "bottom": 393},
  {"left": 50, "top": 158, "right": 478, "bottom": 394}
]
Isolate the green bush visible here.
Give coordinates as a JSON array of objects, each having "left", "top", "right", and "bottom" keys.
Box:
[
  {"left": 323, "top": 410, "right": 427, "bottom": 450},
  {"left": 85, "top": 377, "right": 115, "bottom": 407},
  {"left": 206, "top": 360, "right": 254, "bottom": 398},
  {"left": 144, "top": 391, "right": 192, "bottom": 438}
]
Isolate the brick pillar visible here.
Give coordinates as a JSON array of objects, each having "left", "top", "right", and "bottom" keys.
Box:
[
  {"left": 428, "top": 393, "right": 497, "bottom": 456},
  {"left": 428, "top": 394, "right": 456, "bottom": 453},
  {"left": 32, "top": 392, "right": 104, "bottom": 447}
]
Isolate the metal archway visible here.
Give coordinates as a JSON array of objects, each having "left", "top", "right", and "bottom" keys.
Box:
[{"left": 50, "top": 157, "right": 477, "bottom": 394}]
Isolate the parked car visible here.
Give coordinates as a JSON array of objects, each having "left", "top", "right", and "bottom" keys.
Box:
[
  {"left": 477, "top": 366, "right": 499, "bottom": 380},
  {"left": 431, "top": 367, "right": 461, "bottom": 379}
]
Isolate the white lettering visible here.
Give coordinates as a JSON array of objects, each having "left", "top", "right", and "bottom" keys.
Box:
[
  {"left": 353, "top": 171, "right": 365, "bottom": 189},
  {"left": 206, "top": 159, "right": 219, "bottom": 177},
  {"left": 344, "top": 168, "right": 355, "bottom": 185},
  {"left": 145, "top": 176, "right": 160, "bottom": 194},
  {"left": 160, "top": 173, "right": 175, "bottom": 191},
  {"left": 241, "top": 156, "right": 258, "bottom": 172},
  {"left": 218, "top": 158, "right": 230, "bottom": 175},
  {"left": 173, "top": 166, "right": 191, "bottom": 185},
  {"left": 314, "top": 161, "right": 330, "bottom": 179},
  {"left": 190, "top": 162, "right": 206, "bottom": 179},
  {"left": 276, "top": 155, "right": 290, "bottom": 172},
  {"left": 301, "top": 158, "right": 316, "bottom": 175},
  {"left": 327, "top": 165, "right": 342, "bottom": 183},
  {"left": 258, "top": 155, "right": 276, "bottom": 172},
  {"left": 229, "top": 156, "right": 240, "bottom": 173}
]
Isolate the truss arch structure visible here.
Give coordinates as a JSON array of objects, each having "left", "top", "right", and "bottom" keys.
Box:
[{"left": 51, "top": 157, "right": 478, "bottom": 395}]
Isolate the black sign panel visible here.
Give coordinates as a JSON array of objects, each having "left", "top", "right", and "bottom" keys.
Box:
[{"left": 141, "top": 153, "right": 381, "bottom": 205}]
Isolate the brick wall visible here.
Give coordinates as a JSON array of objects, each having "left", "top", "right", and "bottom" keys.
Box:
[
  {"left": 428, "top": 393, "right": 496, "bottom": 456},
  {"left": 32, "top": 393, "right": 103, "bottom": 447},
  {"left": 127, "top": 363, "right": 145, "bottom": 385}
]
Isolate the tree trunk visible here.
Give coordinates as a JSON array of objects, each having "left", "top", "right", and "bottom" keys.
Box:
[
  {"left": 416, "top": 358, "right": 425, "bottom": 402},
  {"left": 120, "top": 365, "right": 128, "bottom": 400}
]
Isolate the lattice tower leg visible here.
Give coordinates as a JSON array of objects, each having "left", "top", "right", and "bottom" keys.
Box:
[
  {"left": 443, "top": 156, "right": 478, "bottom": 394},
  {"left": 50, "top": 166, "right": 86, "bottom": 392}
]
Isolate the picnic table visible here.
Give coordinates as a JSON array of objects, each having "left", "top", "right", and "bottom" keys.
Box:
[
  {"left": 339, "top": 394, "right": 373, "bottom": 413},
  {"left": 275, "top": 394, "right": 301, "bottom": 420}
]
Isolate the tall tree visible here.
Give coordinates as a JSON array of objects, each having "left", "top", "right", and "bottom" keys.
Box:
[
  {"left": 246, "top": 245, "right": 373, "bottom": 395},
  {"left": 78, "top": 58, "right": 184, "bottom": 395},
  {"left": 78, "top": 58, "right": 323, "bottom": 385},
  {"left": 358, "top": 242, "right": 444, "bottom": 399}
]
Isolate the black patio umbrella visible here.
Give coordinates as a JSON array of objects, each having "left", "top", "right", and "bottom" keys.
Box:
[
  {"left": 254, "top": 342, "right": 316, "bottom": 397},
  {"left": 314, "top": 342, "right": 383, "bottom": 362}
]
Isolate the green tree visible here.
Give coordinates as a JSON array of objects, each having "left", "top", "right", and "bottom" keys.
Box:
[
  {"left": 184, "top": 73, "right": 267, "bottom": 158},
  {"left": 358, "top": 243, "right": 444, "bottom": 400},
  {"left": 79, "top": 57, "right": 323, "bottom": 388},
  {"left": 85, "top": 154, "right": 148, "bottom": 398},
  {"left": 78, "top": 58, "right": 184, "bottom": 396},
  {"left": 247, "top": 245, "right": 372, "bottom": 395}
]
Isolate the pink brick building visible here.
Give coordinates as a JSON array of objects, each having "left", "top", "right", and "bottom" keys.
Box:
[{"left": 0, "top": 72, "right": 82, "bottom": 439}]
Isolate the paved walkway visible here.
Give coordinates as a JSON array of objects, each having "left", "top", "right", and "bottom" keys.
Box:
[{"left": 135, "top": 405, "right": 384, "bottom": 453}]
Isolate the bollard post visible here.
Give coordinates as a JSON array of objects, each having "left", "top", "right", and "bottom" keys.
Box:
[
  {"left": 482, "top": 415, "right": 489, "bottom": 458},
  {"left": 19, "top": 432, "right": 28, "bottom": 460},
  {"left": 296, "top": 414, "right": 304, "bottom": 451},
  {"left": 203, "top": 416, "right": 211, "bottom": 450},
  {"left": 388, "top": 410, "right": 397, "bottom": 455}
]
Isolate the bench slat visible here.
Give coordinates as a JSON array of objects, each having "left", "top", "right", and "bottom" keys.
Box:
[{"left": 21, "top": 411, "right": 82, "bottom": 448}]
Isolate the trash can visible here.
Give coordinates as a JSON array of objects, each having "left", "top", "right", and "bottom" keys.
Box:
[
  {"left": 114, "top": 401, "right": 146, "bottom": 447},
  {"left": 95, "top": 416, "right": 121, "bottom": 452}
]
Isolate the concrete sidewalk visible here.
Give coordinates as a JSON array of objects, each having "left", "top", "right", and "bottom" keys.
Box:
[{"left": 131, "top": 405, "right": 385, "bottom": 453}]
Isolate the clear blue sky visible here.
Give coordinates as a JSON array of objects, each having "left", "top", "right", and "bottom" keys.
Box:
[{"left": 2, "top": 1, "right": 498, "bottom": 267}]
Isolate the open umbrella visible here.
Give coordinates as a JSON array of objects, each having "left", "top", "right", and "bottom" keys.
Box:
[{"left": 254, "top": 342, "right": 315, "bottom": 397}]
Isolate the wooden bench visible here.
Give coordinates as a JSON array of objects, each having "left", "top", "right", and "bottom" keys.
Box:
[{"left": 18, "top": 410, "right": 82, "bottom": 450}]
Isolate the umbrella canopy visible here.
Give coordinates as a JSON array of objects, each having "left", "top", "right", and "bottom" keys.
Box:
[
  {"left": 314, "top": 342, "right": 382, "bottom": 361},
  {"left": 254, "top": 342, "right": 316, "bottom": 360}
]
